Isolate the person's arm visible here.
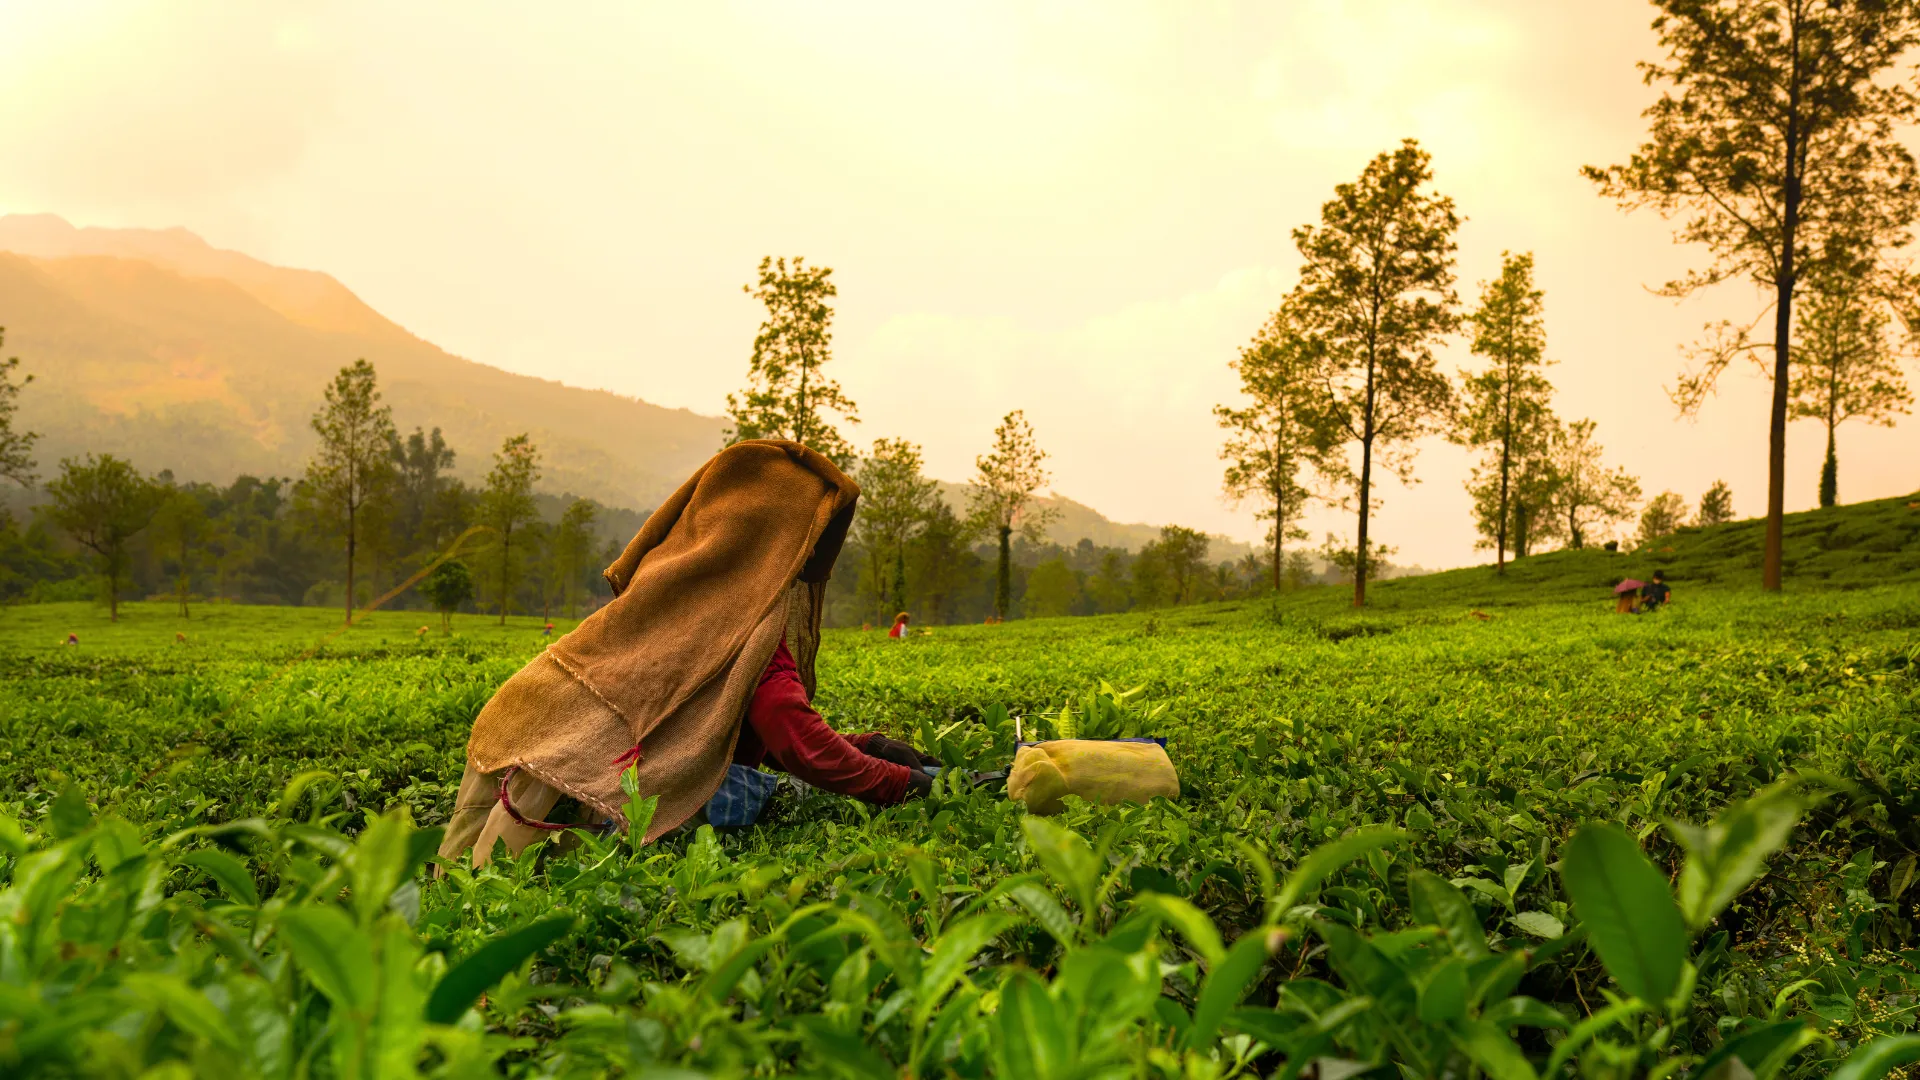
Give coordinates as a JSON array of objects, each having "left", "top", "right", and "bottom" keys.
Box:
[{"left": 748, "top": 659, "right": 918, "bottom": 804}]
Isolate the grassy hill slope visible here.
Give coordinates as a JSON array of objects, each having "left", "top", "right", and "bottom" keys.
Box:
[{"left": 1257, "top": 492, "right": 1920, "bottom": 620}]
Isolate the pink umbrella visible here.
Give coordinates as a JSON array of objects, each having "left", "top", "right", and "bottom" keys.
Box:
[{"left": 1614, "top": 579, "right": 1645, "bottom": 595}]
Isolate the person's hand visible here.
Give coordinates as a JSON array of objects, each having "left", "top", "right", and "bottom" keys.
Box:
[
  {"left": 904, "top": 769, "right": 934, "bottom": 800},
  {"left": 864, "top": 735, "right": 940, "bottom": 769}
]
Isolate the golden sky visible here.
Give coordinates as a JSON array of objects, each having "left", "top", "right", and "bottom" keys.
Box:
[{"left": 3, "top": 0, "right": 1915, "bottom": 568}]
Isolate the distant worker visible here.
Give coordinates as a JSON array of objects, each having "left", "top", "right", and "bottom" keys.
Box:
[
  {"left": 438, "top": 441, "right": 939, "bottom": 867},
  {"left": 176, "top": 631, "right": 186, "bottom": 644},
  {"left": 543, "top": 620, "right": 555, "bottom": 637},
  {"left": 64, "top": 632, "right": 78, "bottom": 646},
  {"left": 1640, "top": 571, "right": 1672, "bottom": 612},
  {"left": 889, "top": 611, "right": 910, "bottom": 639}
]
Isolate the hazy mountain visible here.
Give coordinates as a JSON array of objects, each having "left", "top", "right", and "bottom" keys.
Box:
[
  {"left": 0, "top": 213, "right": 723, "bottom": 509},
  {"left": 929, "top": 481, "right": 1253, "bottom": 562},
  {"left": 0, "top": 214, "right": 1248, "bottom": 558}
]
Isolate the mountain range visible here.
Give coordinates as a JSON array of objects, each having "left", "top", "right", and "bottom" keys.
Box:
[{"left": 0, "top": 214, "right": 1248, "bottom": 559}]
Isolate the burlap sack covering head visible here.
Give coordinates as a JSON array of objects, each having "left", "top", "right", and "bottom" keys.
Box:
[{"left": 463, "top": 439, "right": 858, "bottom": 843}]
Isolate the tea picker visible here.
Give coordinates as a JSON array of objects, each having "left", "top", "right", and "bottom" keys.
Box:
[{"left": 438, "top": 440, "right": 942, "bottom": 866}]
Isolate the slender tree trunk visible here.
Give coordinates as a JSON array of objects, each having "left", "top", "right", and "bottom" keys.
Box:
[
  {"left": 1271, "top": 446, "right": 1284, "bottom": 593},
  {"left": 892, "top": 546, "right": 907, "bottom": 616},
  {"left": 498, "top": 527, "right": 511, "bottom": 625},
  {"left": 107, "top": 559, "right": 120, "bottom": 622},
  {"left": 996, "top": 524, "right": 1012, "bottom": 620},
  {"left": 1497, "top": 370, "right": 1512, "bottom": 574},
  {"left": 1765, "top": 61, "right": 1803, "bottom": 592},
  {"left": 1820, "top": 422, "right": 1838, "bottom": 509},
  {"left": 1354, "top": 355, "right": 1378, "bottom": 608},
  {"left": 345, "top": 501, "right": 357, "bottom": 628}
]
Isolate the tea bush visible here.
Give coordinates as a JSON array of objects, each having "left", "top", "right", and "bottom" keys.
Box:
[{"left": 2, "top": 571, "right": 1919, "bottom": 1077}]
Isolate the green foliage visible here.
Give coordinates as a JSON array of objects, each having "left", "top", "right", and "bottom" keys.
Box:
[
  {"left": 43, "top": 452, "right": 165, "bottom": 620},
  {"left": 420, "top": 558, "right": 474, "bottom": 633},
  {"left": 477, "top": 433, "right": 541, "bottom": 625},
  {"left": 1584, "top": 0, "right": 1920, "bottom": 591},
  {"left": 725, "top": 255, "right": 858, "bottom": 465},
  {"left": 1637, "top": 490, "right": 1690, "bottom": 551},
  {"left": 3, "top": 571, "right": 1920, "bottom": 1075},
  {"left": 1698, "top": 478, "right": 1736, "bottom": 528},
  {"left": 299, "top": 359, "right": 398, "bottom": 627},
  {"left": 968, "top": 409, "right": 1058, "bottom": 621},
  {"left": 0, "top": 326, "right": 37, "bottom": 489},
  {"left": 1216, "top": 301, "right": 1335, "bottom": 591},
  {"left": 851, "top": 437, "right": 940, "bottom": 622},
  {"left": 1455, "top": 251, "right": 1559, "bottom": 567},
  {"left": 1290, "top": 138, "right": 1461, "bottom": 605}
]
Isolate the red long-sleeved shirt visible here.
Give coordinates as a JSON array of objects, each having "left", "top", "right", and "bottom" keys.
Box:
[{"left": 732, "top": 642, "right": 912, "bottom": 805}]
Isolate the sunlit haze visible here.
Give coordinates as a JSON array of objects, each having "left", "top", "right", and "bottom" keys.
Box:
[{"left": 3, "top": 0, "right": 1914, "bottom": 567}]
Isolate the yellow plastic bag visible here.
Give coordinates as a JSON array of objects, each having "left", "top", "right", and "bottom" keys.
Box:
[{"left": 1007, "top": 740, "right": 1179, "bottom": 816}]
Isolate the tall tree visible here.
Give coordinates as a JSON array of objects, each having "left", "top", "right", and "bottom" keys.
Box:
[
  {"left": 152, "top": 483, "right": 208, "bottom": 618},
  {"left": 1697, "top": 479, "right": 1736, "bottom": 526},
  {"left": 1636, "top": 491, "right": 1690, "bottom": 550},
  {"left": 1467, "top": 422, "right": 1564, "bottom": 559},
  {"left": 1291, "top": 139, "right": 1461, "bottom": 607},
  {"left": 966, "top": 410, "right": 1059, "bottom": 621},
  {"left": 390, "top": 427, "right": 457, "bottom": 550},
  {"left": 478, "top": 434, "right": 541, "bottom": 624},
  {"left": 1154, "top": 525, "right": 1211, "bottom": 606},
  {"left": 0, "top": 329, "right": 37, "bottom": 488},
  {"left": 1545, "top": 419, "right": 1643, "bottom": 550},
  {"left": 1789, "top": 268, "right": 1914, "bottom": 507},
  {"left": 907, "top": 499, "right": 974, "bottom": 625},
  {"left": 1453, "top": 252, "right": 1557, "bottom": 572},
  {"left": 421, "top": 558, "right": 474, "bottom": 635},
  {"left": 725, "top": 256, "right": 859, "bottom": 464},
  {"left": 300, "top": 359, "right": 397, "bottom": 626},
  {"left": 551, "top": 498, "right": 599, "bottom": 618},
  {"left": 851, "top": 437, "right": 941, "bottom": 620},
  {"left": 1215, "top": 303, "right": 1335, "bottom": 591},
  {"left": 1585, "top": 1, "right": 1920, "bottom": 589},
  {"left": 45, "top": 455, "right": 162, "bottom": 621}
]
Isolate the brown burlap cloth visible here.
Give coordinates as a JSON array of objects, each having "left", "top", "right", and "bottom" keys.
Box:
[{"left": 438, "top": 440, "right": 858, "bottom": 866}]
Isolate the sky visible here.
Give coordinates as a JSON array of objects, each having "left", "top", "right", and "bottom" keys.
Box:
[{"left": 2, "top": 0, "right": 1916, "bottom": 569}]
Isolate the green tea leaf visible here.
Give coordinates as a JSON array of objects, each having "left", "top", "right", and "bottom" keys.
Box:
[
  {"left": 994, "top": 971, "right": 1070, "bottom": 1079},
  {"left": 179, "top": 849, "right": 259, "bottom": 907},
  {"left": 1670, "top": 780, "right": 1819, "bottom": 931},
  {"left": 1510, "top": 910, "right": 1564, "bottom": 940},
  {"left": 1022, "top": 817, "right": 1099, "bottom": 919},
  {"left": 1269, "top": 828, "right": 1405, "bottom": 921},
  {"left": 1187, "top": 930, "right": 1275, "bottom": 1049},
  {"left": 1008, "top": 883, "right": 1077, "bottom": 948},
  {"left": 1134, "top": 893, "right": 1225, "bottom": 968},
  {"left": 49, "top": 784, "right": 91, "bottom": 839},
  {"left": 1408, "top": 870, "right": 1488, "bottom": 959},
  {"left": 121, "top": 972, "right": 241, "bottom": 1051},
  {"left": 278, "top": 907, "right": 375, "bottom": 1013},
  {"left": 1560, "top": 824, "right": 1686, "bottom": 1005},
  {"left": 1451, "top": 1018, "right": 1539, "bottom": 1080},
  {"left": 425, "top": 914, "right": 574, "bottom": 1024},
  {"left": 915, "top": 913, "right": 1014, "bottom": 1029},
  {"left": 1831, "top": 1035, "right": 1920, "bottom": 1080}
]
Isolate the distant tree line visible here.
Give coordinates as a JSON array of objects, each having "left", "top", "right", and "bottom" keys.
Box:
[
  {"left": 0, "top": 344, "right": 628, "bottom": 624},
  {"left": 723, "top": 261, "right": 1398, "bottom": 628}
]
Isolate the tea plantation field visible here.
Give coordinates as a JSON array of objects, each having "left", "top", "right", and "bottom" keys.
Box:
[{"left": 3, "top": 514, "right": 1920, "bottom": 1077}]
